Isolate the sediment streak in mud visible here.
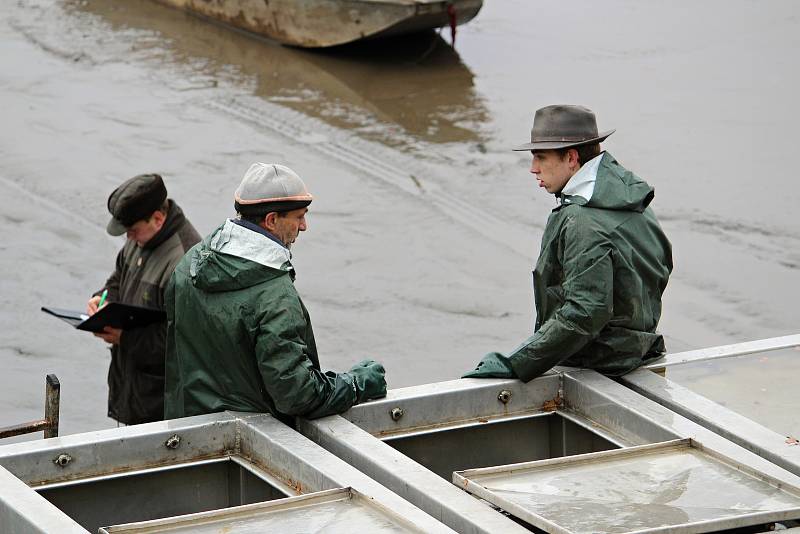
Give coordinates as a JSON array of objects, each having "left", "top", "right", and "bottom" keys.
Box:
[{"left": 204, "top": 95, "right": 533, "bottom": 259}]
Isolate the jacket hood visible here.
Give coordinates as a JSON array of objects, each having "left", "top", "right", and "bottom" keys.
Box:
[
  {"left": 190, "top": 219, "right": 293, "bottom": 292},
  {"left": 563, "top": 152, "right": 655, "bottom": 212}
]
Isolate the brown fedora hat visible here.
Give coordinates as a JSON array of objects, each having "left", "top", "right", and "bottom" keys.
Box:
[{"left": 513, "top": 105, "right": 615, "bottom": 151}]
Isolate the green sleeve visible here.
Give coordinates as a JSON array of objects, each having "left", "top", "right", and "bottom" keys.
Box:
[
  {"left": 508, "top": 216, "right": 614, "bottom": 381},
  {"left": 254, "top": 288, "right": 356, "bottom": 419}
]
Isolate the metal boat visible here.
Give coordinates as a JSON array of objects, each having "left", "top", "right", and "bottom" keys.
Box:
[{"left": 149, "top": 0, "right": 484, "bottom": 48}]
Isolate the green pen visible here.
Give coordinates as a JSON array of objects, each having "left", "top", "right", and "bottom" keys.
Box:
[{"left": 98, "top": 289, "right": 108, "bottom": 309}]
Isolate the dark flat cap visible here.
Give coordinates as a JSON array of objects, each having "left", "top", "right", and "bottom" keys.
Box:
[{"left": 106, "top": 174, "right": 168, "bottom": 236}]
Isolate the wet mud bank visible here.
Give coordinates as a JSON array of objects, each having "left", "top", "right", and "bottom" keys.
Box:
[{"left": 1, "top": 0, "right": 798, "bottom": 439}]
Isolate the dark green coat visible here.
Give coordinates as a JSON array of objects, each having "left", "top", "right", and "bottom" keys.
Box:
[
  {"left": 164, "top": 220, "right": 358, "bottom": 424},
  {"left": 508, "top": 152, "right": 673, "bottom": 381}
]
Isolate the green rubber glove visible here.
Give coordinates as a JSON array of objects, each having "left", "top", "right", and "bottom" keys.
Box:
[
  {"left": 349, "top": 359, "right": 387, "bottom": 403},
  {"left": 462, "top": 352, "right": 517, "bottom": 379}
]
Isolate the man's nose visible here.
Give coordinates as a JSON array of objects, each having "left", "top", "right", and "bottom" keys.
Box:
[
  {"left": 530, "top": 159, "right": 540, "bottom": 174},
  {"left": 299, "top": 218, "right": 307, "bottom": 232}
]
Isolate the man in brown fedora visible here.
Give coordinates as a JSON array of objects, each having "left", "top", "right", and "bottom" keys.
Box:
[{"left": 463, "top": 105, "right": 673, "bottom": 381}]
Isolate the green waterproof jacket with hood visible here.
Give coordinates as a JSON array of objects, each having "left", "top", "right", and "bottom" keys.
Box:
[
  {"left": 508, "top": 152, "right": 673, "bottom": 381},
  {"left": 164, "top": 219, "right": 369, "bottom": 423}
]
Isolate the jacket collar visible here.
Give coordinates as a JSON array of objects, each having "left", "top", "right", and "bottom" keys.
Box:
[
  {"left": 558, "top": 152, "right": 605, "bottom": 206},
  {"left": 232, "top": 218, "right": 286, "bottom": 248},
  {"left": 209, "top": 219, "right": 293, "bottom": 272}
]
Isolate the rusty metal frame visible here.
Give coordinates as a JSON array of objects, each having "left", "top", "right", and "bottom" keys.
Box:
[
  {"left": 299, "top": 369, "right": 800, "bottom": 534},
  {"left": 0, "top": 375, "right": 60, "bottom": 440},
  {"left": 0, "top": 412, "right": 455, "bottom": 533}
]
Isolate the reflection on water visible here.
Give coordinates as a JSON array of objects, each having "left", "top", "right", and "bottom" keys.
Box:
[
  {"left": 268, "top": 36, "right": 488, "bottom": 149},
  {"left": 68, "top": 0, "right": 488, "bottom": 149}
]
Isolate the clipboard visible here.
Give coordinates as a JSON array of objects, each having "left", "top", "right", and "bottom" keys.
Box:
[{"left": 41, "top": 303, "right": 166, "bottom": 333}]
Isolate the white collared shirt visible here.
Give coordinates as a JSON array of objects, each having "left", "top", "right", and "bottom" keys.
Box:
[{"left": 560, "top": 152, "right": 605, "bottom": 203}]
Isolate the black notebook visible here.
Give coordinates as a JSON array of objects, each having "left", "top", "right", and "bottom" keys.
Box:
[{"left": 41, "top": 303, "right": 166, "bottom": 333}]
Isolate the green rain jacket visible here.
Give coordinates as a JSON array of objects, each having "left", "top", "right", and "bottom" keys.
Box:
[
  {"left": 164, "top": 219, "right": 359, "bottom": 424},
  {"left": 508, "top": 152, "right": 673, "bottom": 381}
]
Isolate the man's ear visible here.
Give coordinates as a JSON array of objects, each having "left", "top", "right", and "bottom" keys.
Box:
[
  {"left": 262, "top": 212, "right": 278, "bottom": 232},
  {"left": 151, "top": 210, "right": 167, "bottom": 227},
  {"left": 568, "top": 148, "right": 581, "bottom": 169}
]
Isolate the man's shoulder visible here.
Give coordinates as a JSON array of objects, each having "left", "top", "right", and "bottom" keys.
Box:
[
  {"left": 262, "top": 269, "right": 300, "bottom": 296},
  {"left": 176, "top": 217, "right": 202, "bottom": 252},
  {"left": 548, "top": 204, "right": 614, "bottom": 246},
  {"left": 219, "top": 270, "right": 301, "bottom": 321},
  {"left": 149, "top": 235, "right": 192, "bottom": 274},
  {"left": 154, "top": 221, "right": 201, "bottom": 260},
  {"left": 172, "top": 244, "right": 294, "bottom": 291},
  {"left": 172, "top": 240, "right": 201, "bottom": 273},
  {"left": 550, "top": 202, "right": 601, "bottom": 226}
]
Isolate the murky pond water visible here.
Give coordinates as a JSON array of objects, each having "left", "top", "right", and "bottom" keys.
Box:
[{"left": 1, "top": 0, "right": 798, "bottom": 440}]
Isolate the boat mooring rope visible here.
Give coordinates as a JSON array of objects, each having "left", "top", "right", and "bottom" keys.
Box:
[{"left": 447, "top": 4, "right": 457, "bottom": 46}]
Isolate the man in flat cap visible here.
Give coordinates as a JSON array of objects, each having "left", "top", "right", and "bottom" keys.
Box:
[
  {"left": 164, "top": 163, "right": 387, "bottom": 423},
  {"left": 463, "top": 105, "right": 673, "bottom": 381},
  {"left": 87, "top": 173, "right": 201, "bottom": 425}
]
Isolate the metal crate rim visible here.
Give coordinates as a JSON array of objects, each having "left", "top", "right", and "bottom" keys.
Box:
[
  {"left": 98, "top": 486, "right": 427, "bottom": 533},
  {"left": 453, "top": 438, "right": 800, "bottom": 534}
]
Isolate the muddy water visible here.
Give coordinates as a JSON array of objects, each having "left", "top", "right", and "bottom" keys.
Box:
[{"left": 1, "top": 0, "right": 797, "bottom": 441}]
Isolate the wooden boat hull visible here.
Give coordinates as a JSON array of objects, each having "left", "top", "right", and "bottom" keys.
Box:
[{"left": 151, "top": 0, "right": 484, "bottom": 48}]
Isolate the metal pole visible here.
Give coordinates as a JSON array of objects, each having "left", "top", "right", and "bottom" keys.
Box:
[
  {"left": 642, "top": 333, "right": 800, "bottom": 369},
  {"left": 0, "top": 375, "right": 60, "bottom": 440},
  {"left": 44, "top": 374, "right": 60, "bottom": 439},
  {"left": 0, "top": 421, "right": 49, "bottom": 439}
]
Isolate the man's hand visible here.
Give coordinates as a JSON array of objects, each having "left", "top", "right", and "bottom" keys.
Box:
[
  {"left": 349, "top": 359, "right": 387, "bottom": 403},
  {"left": 88, "top": 295, "right": 119, "bottom": 344},
  {"left": 94, "top": 326, "right": 122, "bottom": 345},
  {"left": 462, "top": 352, "right": 518, "bottom": 379},
  {"left": 87, "top": 296, "right": 102, "bottom": 315}
]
